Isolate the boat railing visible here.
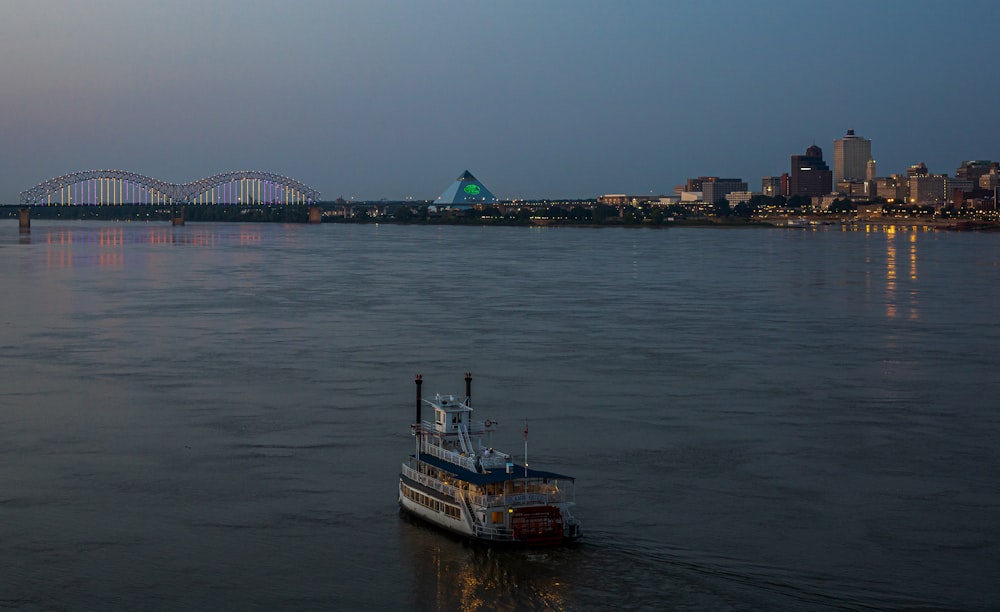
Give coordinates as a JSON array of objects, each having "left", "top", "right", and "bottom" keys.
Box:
[
  {"left": 421, "top": 441, "right": 479, "bottom": 472},
  {"left": 468, "top": 491, "right": 565, "bottom": 507},
  {"left": 415, "top": 420, "right": 512, "bottom": 473},
  {"left": 478, "top": 454, "right": 510, "bottom": 470},
  {"left": 501, "top": 492, "right": 551, "bottom": 506},
  {"left": 472, "top": 523, "right": 515, "bottom": 541},
  {"left": 400, "top": 463, "right": 459, "bottom": 499},
  {"left": 455, "top": 487, "right": 478, "bottom": 532},
  {"left": 420, "top": 439, "right": 511, "bottom": 473}
]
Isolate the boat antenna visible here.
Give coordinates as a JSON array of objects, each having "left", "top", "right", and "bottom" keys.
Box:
[
  {"left": 523, "top": 418, "right": 529, "bottom": 477},
  {"left": 415, "top": 374, "right": 423, "bottom": 458},
  {"left": 465, "top": 371, "right": 472, "bottom": 407}
]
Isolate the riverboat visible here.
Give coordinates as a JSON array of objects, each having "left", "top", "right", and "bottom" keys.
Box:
[{"left": 398, "top": 373, "right": 581, "bottom": 545}]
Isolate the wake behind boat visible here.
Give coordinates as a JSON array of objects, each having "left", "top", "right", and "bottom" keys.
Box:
[{"left": 398, "top": 373, "right": 581, "bottom": 545}]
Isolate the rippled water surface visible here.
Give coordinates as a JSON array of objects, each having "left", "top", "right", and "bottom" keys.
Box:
[{"left": 2, "top": 221, "right": 999, "bottom": 610}]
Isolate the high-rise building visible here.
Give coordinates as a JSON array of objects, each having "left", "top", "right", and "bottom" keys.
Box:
[
  {"left": 685, "top": 177, "right": 716, "bottom": 192},
  {"left": 790, "top": 145, "right": 832, "bottom": 198},
  {"left": 866, "top": 159, "right": 877, "bottom": 182},
  {"left": 980, "top": 169, "right": 1000, "bottom": 190},
  {"left": 908, "top": 174, "right": 947, "bottom": 205},
  {"left": 761, "top": 176, "right": 782, "bottom": 197},
  {"left": 876, "top": 175, "right": 907, "bottom": 203},
  {"left": 702, "top": 178, "right": 748, "bottom": 205},
  {"left": 833, "top": 129, "right": 872, "bottom": 184},
  {"left": 955, "top": 160, "right": 997, "bottom": 186}
]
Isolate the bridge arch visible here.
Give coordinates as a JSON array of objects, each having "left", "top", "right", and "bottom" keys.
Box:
[
  {"left": 182, "top": 171, "right": 320, "bottom": 205},
  {"left": 20, "top": 170, "right": 320, "bottom": 206},
  {"left": 19, "top": 169, "right": 178, "bottom": 206}
]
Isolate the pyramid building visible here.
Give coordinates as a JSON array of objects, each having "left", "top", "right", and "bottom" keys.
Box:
[{"left": 436, "top": 170, "right": 497, "bottom": 206}]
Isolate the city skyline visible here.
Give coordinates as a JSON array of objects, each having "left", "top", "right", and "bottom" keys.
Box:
[{"left": 2, "top": 1, "right": 998, "bottom": 204}]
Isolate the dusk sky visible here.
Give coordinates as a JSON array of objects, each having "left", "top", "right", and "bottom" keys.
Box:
[{"left": 2, "top": 1, "right": 998, "bottom": 203}]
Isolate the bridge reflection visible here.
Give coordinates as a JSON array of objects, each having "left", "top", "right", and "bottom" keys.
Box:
[{"left": 35, "top": 225, "right": 264, "bottom": 270}]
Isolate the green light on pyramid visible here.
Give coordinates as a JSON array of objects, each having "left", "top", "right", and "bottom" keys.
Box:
[{"left": 436, "top": 170, "right": 496, "bottom": 205}]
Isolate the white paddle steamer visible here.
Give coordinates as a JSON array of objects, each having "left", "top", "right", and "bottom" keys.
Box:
[{"left": 398, "top": 373, "right": 581, "bottom": 545}]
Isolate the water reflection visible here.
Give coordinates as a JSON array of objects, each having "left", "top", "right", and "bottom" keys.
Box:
[
  {"left": 846, "top": 222, "right": 937, "bottom": 236},
  {"left": 879, "top": 226, "right": 920, "bottom": 320},
  {"left": 31, "top": 225, "right": 264, "bottom": 269},
  {"left": 400, "top": 514, "right": 571, "bottom": 611}
]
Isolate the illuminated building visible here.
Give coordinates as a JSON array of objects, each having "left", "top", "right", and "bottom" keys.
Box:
[
  {"left": 876, "top": 175, "right": 907, "bottom": 203},
  {"left": 702, "top": 178, "right": 748, "bottom": 205},
  {"left": 867, "top": 159, "right": 878, "bottom": 182},
  {"left": 908, "top": 174, "right": 947, "bottom": 204},
  {"left": 761, "top": 176, "right": 782, "bottom": 197},
  {"left": 790, "top": 145, "right": 832, "bottom": 198},
  {"left": 835, "top": 181, "right": 869, "bottom": 197},
  {"left": 955, "top": 160, "right": 997, "bottom": 186},
  {"left": 725, "top": 191, "right": 760, "bottom": 207},
  {"left": 833, "top": 129, "right": 872, "bottom": 183},
  {"left": 685, "top": 176, "right": 716, "bottom": 192},
  {"left": 437, "top": 170, "right": 497, "bottom": 206},
  {"left": 597, "top": 194, "right": 628, "bottom": 205}
]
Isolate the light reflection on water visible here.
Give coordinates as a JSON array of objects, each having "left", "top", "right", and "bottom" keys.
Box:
[
  {"left": 861, "top": 224, "right": 925, "bottom": 321},
  {"left": 26, "top": 225, "right": 270, "bottom": 270}
]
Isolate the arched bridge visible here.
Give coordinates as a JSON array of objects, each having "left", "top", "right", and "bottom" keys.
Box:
[{"left": 19, "top": 170, "right": 320, "bottom": 206}]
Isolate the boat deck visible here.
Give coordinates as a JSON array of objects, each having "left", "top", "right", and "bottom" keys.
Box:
[{"left": 412, "top": 452, "right": 574, "bottom": 486}]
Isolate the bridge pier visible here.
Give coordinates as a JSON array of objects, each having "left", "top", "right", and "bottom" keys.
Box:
[
  {"left": 18, "top": 207, "right": 30, "bottom": 232},
  {"left": 308, "top": 205, "right": 322, "bottom": 224}
]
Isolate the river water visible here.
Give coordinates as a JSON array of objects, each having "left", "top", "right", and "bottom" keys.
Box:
[{"left": 1, "top": 220, "right": 998, "bottom": 610}]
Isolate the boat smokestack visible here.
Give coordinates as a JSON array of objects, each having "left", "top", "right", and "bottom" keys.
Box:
[
  {"left": 465, "top": 372, "right": 472, "bottom": 406},
  {"left": 415, "top": 374, "right": 423, "bottom": 425}
]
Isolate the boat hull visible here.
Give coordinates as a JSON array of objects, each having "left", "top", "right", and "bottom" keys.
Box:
[{"left": 398, "top": 477, "right": 475, "bottom": 538}]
